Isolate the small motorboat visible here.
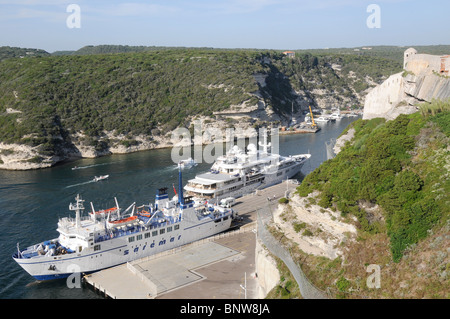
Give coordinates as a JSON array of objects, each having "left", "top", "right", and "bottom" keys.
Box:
[
  {"left": 178, "top": 157, "right": 197, "bottom": 168},
  {"left": 315, "top": 116, "right": 330, "bottom": 123},
  {"left": 93, "top": 175, "right": 109, "bottom": 182}
]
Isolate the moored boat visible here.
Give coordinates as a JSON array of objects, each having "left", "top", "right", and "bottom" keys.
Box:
[
  {"left": 12, "top": 170, "right": 236, "bottom": 281},
  {"left": 184, "top": 131, "right": 310, "bottom": 202}
]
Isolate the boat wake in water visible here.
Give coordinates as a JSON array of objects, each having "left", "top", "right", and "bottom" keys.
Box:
[
  {"left": 71, "top": 163, "right": 111, "bottom": 170},
  {"left": 65, "top": 180, "right": 96, "bottom": 189}
]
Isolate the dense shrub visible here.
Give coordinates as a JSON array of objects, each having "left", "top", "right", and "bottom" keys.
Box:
[{"left": 295, "top": 109, "right": 449, "bottom": 261}]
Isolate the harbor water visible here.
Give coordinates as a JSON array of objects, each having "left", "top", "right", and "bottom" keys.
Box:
[{"left": 0, "top": 117, "right": 358, "bottom": 299}]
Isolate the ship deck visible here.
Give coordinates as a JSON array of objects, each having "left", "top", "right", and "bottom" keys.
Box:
[
  {"left": 190, "top": 172, "right": 236, "bottom": 184},
  {"left": 83, "top": 180, "right": 299, "bottom": 299}
]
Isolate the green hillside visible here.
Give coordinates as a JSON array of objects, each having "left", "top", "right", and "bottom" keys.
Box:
[
  {"left": 297, "top": 101, "right": 449, "bottom": 261},
  {"left": 0, "top": 48, "right": 401, "bottom": 159},
  {"left": 285, "top": 102, "right": 449, "bottom": 298}
]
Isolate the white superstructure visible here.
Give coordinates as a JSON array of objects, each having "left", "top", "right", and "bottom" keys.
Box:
[
  {"left": 13, "top": 171, "right": 235, "bottom": 281},
  {"left": 185, "top": 135, "right": 310, "bottom": 202}
]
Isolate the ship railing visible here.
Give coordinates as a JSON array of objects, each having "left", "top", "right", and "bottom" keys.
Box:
[
  {"left": 188, "top": 184, "right": 215, "bottom": 190},
  {"left": 95, "top": 218, "right": 181, "bottom": 242},
  {"left": 58, "top": 215, "right": 92, "bottom": 230}
]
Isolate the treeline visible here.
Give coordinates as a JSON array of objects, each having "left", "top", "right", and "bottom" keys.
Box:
[
  {"left": 296, "top": 103, "right": 449, "bottom": 262},
  {"left": 0, "top": 46, "right": 50, "bottom": 61},
  {"left": 52, "top": 44, "right": 450, "bottom": 63},
  {"left": 296, "top": 45, "right": 450, "bottom": 64}
]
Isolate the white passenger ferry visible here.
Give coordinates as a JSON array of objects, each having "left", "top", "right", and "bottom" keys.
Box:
[
  {"left": 184, "top": 135, "right": 311, "bottom": 202},
  {"left": 13, "top": 171, "right": 236, "bottom": 281}
]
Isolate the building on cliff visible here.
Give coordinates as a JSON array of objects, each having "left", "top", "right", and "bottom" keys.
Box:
[
  {"left": 404, "top": 48, "right": 450, "bottom": 75},
  {"left": 283, "top": 51, "right": 295, "bottom": 58},
  {"left": 363, "top": 48, "right": 450, "bottom": 120}
]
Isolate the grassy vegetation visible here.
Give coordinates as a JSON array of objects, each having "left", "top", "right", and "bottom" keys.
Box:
[
  {"left": 265, "top": 255, "right": 302, "bottom": 299},
  {"left": 296, "top": 102, "right": 449, "bottom": 263}
]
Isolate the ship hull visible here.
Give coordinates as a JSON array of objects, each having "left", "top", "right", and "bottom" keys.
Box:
[
  {"left": 13, "top": 215, "right": 232, "bottom": 280},
  {"left": 187, "top": 159, "right": 306, "bottom": 201},
  {"left": 230, "top": 160, "right": 305, "bottom": 198}
]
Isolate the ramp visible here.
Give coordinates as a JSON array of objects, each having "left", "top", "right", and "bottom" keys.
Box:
[{"left": 84, "top": 241, "right": 240, "bottom": 299}]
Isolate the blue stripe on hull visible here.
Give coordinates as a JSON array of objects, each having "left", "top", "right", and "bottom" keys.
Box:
[
  {"left": 33, "top": 270, "right": 97, "bottom": 281},
  {"left": 33, "top": 273, "right": 71, "bottom": 281}
]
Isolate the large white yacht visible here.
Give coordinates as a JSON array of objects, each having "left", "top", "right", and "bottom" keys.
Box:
[{"left": 184, "top": 135, "right": 310, "bottom": 202}]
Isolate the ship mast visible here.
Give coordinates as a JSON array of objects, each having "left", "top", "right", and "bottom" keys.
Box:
[
  {"left": 69, "top": 194, "right": 85, "bottom": 228},
  {"left": 178, "top": 167, "right": 184, "bottom": 205},
  {"left": 258, "top": 128, "right": 271, "bottom": 155}
]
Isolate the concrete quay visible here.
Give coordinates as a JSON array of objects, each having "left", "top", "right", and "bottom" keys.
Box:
[{"left": 83, "top": 180, "right": 299, "bottom": 299}]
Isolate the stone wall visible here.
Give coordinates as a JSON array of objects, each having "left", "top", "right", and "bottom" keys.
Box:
[
  {"left": 254, "top": 239, "right": 280, "bottom": 298},
  {"left": 363, "top": 48, "right": 450, "bottom": 120},
  {"left": 403, "top": 48, "right": 449, "bottom": 75}
]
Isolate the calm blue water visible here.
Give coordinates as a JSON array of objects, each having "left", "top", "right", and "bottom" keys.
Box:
[{"left": 0, "top": 117, "right": 358, "bottom": 299}]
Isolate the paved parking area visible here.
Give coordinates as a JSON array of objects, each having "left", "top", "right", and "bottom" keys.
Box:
[{"left": 158, "top": 231, "right": 257, "bottom": 299}]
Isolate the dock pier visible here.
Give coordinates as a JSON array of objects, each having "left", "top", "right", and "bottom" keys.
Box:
[{"left": 83, "top": 180, "right": 299, "bottom": 299}]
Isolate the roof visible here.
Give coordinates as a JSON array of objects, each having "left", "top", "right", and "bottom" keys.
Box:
[{"left": 189, "top": 172, "right": 236, "bottom": 185}]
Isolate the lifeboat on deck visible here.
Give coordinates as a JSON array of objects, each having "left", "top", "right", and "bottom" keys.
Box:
[
  {"left": 137, "top": 210, "right": 152, "bottom": 218},
  {"left": 90, "top": 207, "right": 118, "bottom": 215},
  {"left": 108, "top": 215, "right": 138, "bottom": 227}
]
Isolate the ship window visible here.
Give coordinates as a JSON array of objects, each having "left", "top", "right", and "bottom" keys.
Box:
[
  {"left": 128, "top": 236, "right": 135, "bottom": 243},
  {"left": 94, "top": 244, "right": 101, "bottom": 251},
  {"left": 167, "top": 227, "right": 172, "bottom": 232},
  {"left": 175, "top": 225, "right": 180, "bottom": 230},
  {"left": 136, "top": 234, "right": 143, "bottom": 241},
  {"left": 160, "top": 229, "right": 165, "bottom": 235},
  {"left": 152, "top": 231, "right": 158, "bottom": 236},
  {"left": 145, "top": 232, "right": 151, "bottom": 239},
  {"left": 277, "top": 171, "right": 283, "bottom": 176}
]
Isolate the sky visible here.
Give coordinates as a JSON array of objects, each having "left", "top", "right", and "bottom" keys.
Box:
[{"left": 1, "top": 0, "right": 449, "bottom": 53}]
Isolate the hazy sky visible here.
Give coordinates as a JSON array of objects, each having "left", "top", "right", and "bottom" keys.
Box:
[{"left": 1, "top": 0, "right": 449, "bottom": 52}]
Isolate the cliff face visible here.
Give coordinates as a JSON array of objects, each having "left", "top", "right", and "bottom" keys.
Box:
[
  {"left": 403, "top": 73, "right": 450, "bottom": 102},
  {"left": 362, "top": 72, "right": 409, "bottom": 120},
  {"left": 363, "top": 48, "right": 450, "bottom": 120}
]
